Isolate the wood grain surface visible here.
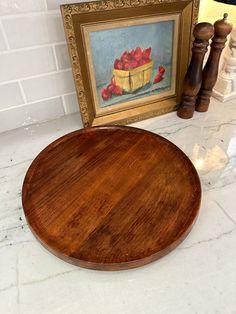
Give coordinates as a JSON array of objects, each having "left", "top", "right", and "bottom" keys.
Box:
[
  {"left": 177, "top": 22, "right": 214, "bottom": 119},
  {"left": 196, "top": 14, "right": 233, "bottom": 112},
  {"left": 22, "top": 126, "right": 201, "bottom": 270}
]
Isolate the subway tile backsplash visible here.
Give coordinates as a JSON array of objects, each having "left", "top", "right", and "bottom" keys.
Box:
[
  {"left": 0, "top": 97, "right": 65, "bottom": 133},
  {"left": 63, "top": 93, "right": 79, "bottom": 114},
  {"left": 2, "top": 13, "right": 65, "bottom": 49},
  {"left": 0, "top": 1, "right": 83, "bottom": 133},
  {"left": 55, "top": 43, "right": 71, "bottom": 70},
  {"left": 0, "top": 82, "right": 24, "bottom": 110},
  {"left": 21, "top": 70, "right": 75, "bottom": 102},
  {"left": 0, "top": 0, "right": 46, "bottom": 16},
  {"left": 0, "top": 47, "right": 57, "bottom": 82}
]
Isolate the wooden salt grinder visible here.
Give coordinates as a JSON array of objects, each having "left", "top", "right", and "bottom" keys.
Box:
[
  {"left": 196, "top": 14, "right": 233, "bottom": 112},
  {"left": 177, "top": 23, "right": 214, "bottom": 119}
]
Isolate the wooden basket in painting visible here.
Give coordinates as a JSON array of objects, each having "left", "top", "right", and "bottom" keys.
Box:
[{"left": 113, "top": 60, "right": 154, "bottom": 93}]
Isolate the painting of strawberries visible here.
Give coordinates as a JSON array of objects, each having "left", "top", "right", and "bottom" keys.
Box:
[
  {"left": 85, "top": 15, "right": 178, "bottom": 113},
  {"left": 62, "top": 0, "right": 198, "bottom": 127},
  {"left": 101, "top": 47, "right": 166, "bottom": 101}
]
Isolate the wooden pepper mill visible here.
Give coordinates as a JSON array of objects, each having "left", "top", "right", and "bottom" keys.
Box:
[
  {"left": 196, "top": 14, "right": 233, "bottom": 112},
  {"left": 177, "top": 23, "right": 214, "bottom": 119}
]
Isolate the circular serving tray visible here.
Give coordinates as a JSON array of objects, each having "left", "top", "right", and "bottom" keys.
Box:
[{"left": 22, "top": 126, "right": 201, "bottom": 270}]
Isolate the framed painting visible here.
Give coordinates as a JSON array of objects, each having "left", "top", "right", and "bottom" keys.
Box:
[{"left": 61, "top": 0, "right": 199, "bottom": 127}]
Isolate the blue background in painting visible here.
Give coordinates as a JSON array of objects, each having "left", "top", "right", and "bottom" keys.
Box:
[{"left": 89, "top": 20, "right": 174, "bottom": 107}]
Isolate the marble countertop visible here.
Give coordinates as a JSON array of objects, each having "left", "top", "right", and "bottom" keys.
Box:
[{"left": 0, "top": 98, "right": 236, "bottom": 314}]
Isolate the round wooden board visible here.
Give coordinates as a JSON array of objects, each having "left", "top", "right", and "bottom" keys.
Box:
[{"left": 22, "top": 126, "right": 201, "bottom": 270}]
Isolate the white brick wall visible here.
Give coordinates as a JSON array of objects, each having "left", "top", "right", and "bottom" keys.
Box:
[
  {"left": 0, "top": 0, "right": 81, "bottom": 133},
  {"left": 0, "top": 47, "right": 57, "bottom": 82},
  {"left": 0, "top": 1, "right": 46, "bottom": 15},
  {"left": 0, "top": 82, "right": 23, "bottom": 109}
]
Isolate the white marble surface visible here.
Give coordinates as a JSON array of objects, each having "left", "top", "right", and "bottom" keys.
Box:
[{"left": 0, "top": 98, "right": 236, "bottom": 314}]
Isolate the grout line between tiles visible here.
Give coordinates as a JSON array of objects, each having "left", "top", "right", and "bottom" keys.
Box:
[
  {"left": 0, "top": 68, "right": 72, "bottom": 86},
  {"left": 52, "top": 45, "right": 59, "bottom": 70},
  {"left": 0, "top": 95, "right": 62, "bottom": 112},
  {"left": 43, "top": 0, "right": 48, "bottom": 11},
  {"left": 0, "top": 9, "right": 61, "bottom": 20},
  {"left": 61, "top": 95, "right": 67, "bottom": 114},
  {"left": 0, "top": 41, "right": 66, "bottom": 56},
  {"left": 0, "top": 91, "right": 77, "bottom": 113},
  {"left": 0, "top": 19, "right": 10, "bottom": 50},
  {"left": 18, "top": 81, "right": 27, "bottom": 104}
]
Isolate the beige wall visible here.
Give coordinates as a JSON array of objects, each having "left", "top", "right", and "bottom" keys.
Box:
[{"left": 199, "top": 0, "right": 236, "bottom": 25}]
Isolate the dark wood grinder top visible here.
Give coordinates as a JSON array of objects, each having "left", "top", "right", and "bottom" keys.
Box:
[{"left": 22, "top": 126, "right": 201, "bottom": 270}]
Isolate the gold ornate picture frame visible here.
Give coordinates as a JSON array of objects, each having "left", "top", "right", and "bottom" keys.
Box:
[{"left": 61, "top": 0, "right": 199, "bottom": 127}]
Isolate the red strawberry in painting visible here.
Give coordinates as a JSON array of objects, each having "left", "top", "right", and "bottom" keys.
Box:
[
  {"left": 107, "top": 83, "right": 114, "bottom": 93},
  {"left": 153, "top": 65, "right": 166, "bottom": 84},
  {"left": 101, "top": 75, "right": 123, "bottom": 101},
  {"left": 111, "top": 76, "right": 116, "bottom": 86},
  {"left": 153, "top": 74, "right": 163, "bottom": 84},
  {"left": 130, "top": 49, "right": 135, "bottom": 58},
  {"left": 134, "top": 47, "right": 143, "bottom": 62},
  {"left": 142, "top": 47, "right": 151, "bottom": 60},
  {"left": 107, "top": 76, "right": 116, "bottom": 92},
  {"left": 158, "top": 65, "right": 165, "bottom": 75},
  {"left": 130, "top": 59, "right": 139, "bottom": 68},
  {"left": 123, "top": 62, "right": 131, "bottom": 71},
  {"left": 113, "top": 85, "right": 122, "bottom": 95},
  {"left": 114, "top": 59, "right": 119, "bottom": 68},
  {"left": 101, "top": 88, "right": 111, "bottom": 100},
  {"left": 114, "top": 59, "right": 123, "bottom": 70},
  {"left": 114, "top": 47, "right": 153, "bottom": 70},
  {"left": 121, "top": 51, "right": 131, "bottom": 63},
  {"left": 139, "top": 59, "right": 149, "bottom": 66}
]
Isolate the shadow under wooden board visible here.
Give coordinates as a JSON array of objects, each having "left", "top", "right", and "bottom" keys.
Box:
[{"left": 22, "top": 126, "right": 201, "bottom": 271}]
